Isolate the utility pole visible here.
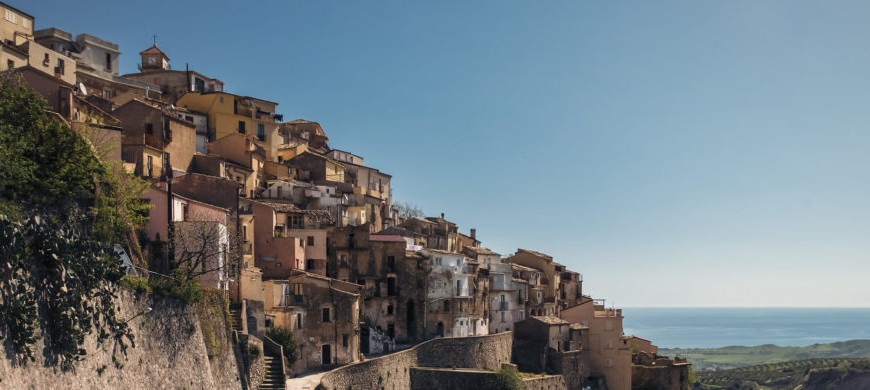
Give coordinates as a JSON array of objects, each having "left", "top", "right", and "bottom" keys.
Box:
[{"left": 165, "top": 154, "right": 174, "bottom": 274}]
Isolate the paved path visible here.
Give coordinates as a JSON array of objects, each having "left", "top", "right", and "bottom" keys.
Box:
[{"left": 285, "top": 371, "right": 326, "bottom": 390}]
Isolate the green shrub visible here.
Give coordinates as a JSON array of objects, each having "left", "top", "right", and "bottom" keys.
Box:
[
  {"left": 266, "top": 326, "right": 299, "bottom": 365},
  {"left": 146, "top": 272, "right": 203, "bottom": 303},
  {"left": 495, "top": 366, "right": 523, "bottom": 390},
  {"left": 120, "top": 275, "right": 151, "bottom": 294}
]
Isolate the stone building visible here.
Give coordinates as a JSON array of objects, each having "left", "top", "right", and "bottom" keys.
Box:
[
  {"left": 423, "top": 249, "right": 489, "bottom": 339},
  {"left": 506, "top": 248, "right": 564, "bottom": 316},
  {"left": 262, "top": 270, "right": 362, "bottom": 375},
  {"left": 631, "top": 351, "right": 691, "bottom": 390},
  {"left": 123, "top": 44, "right": 223, "bottom": 104},
  {"left": 251, "top": 199, "right": 332, "bottom": 278},
  {"left": 561, "top": 298, "right": 632, "bottom": 390},
  {"left": 251, "top": 201, "right": 305, "bottom": 278},
  {"left": 513, "top": 316, "right": 586, "bottom": 390},
  {"left": 512, "top": 263, "right": 552, "bottom": 317},
  {"left": 326, "top": 149, "right": 394, "bottom": 232},
  {"left": 33, "top": 28, "right": 162, "bottom": 104},
  {"left": 400, "top": 214, "right": 461, "bottom": 251},
  {"left": 279, "top": 119, "right": 329, "bottom": 154},
  {"left": 114, "top": 98, "right": 197, "bottom": 178},
  {"left": 486, "top": 256, "right": 527, "bottom": 334},
  {"left": 327, "top": 227, "right": 428, "bottom": 349},
  {"left": 203, "top": 132, "right": 267, "bottom": 199}
]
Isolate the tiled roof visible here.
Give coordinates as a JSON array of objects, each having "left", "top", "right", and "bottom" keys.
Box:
[
  {"left": 517, "top": 248, "right": 553, "bottom": 260},
  {"left": 139, "top": 44, "right": 168, "bottom": 59},
  {"left": 369, "top": 235, "right": 406, "bottom": 243},
  {"left": 531, "top": 316, "right": 569, "bottom": 325},
  {"left": 465, "top": 246, "right": 500, "bottom": 256}
]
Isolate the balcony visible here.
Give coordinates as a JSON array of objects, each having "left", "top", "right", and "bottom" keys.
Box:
[
  {"left": 281, "top": 294, "right": 304, "bottom": 306},
  {"left": 499, "top": 301, "right": 509, "bottom": 311}
]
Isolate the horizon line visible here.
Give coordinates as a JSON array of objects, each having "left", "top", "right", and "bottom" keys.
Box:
[{"left": 621, "top": 306, "right": 870, "bottom": 309}]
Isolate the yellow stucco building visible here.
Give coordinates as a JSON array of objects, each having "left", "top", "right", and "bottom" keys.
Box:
[{"left": 176, "top": 91, "right": 282, "bottom": 159}]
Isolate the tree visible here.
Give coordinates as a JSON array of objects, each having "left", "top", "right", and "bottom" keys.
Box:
[
  {"left": 171, "top": 217, "right": 235, "bottom": 285},
  {"left": 0, "top": 71, "right": 138, "bottom": 371},
  {"left": 0, "top": 73, "right": 104, "bottom": 210},
  {"left": 394, "top": 201, "right": 424, "bottom": 221},
  {"left": 266, "top": 326, "right": 299, "bottom": 366}
]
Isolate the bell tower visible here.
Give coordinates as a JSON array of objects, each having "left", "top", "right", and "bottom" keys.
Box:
[{"left": 139, "top": 37, "right": 169, "bottom": 72}]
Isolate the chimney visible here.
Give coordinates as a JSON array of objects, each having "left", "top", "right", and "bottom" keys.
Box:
[
  {"left": 440, "top": 212, "right": 445, "bottom": 219},
  {"left": 470, "top": 228, "right": 476, "bottom": 240}
]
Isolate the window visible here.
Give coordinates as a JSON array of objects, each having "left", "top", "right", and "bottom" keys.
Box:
[
  {"left": 386, "top": 255, "right": 395, "bottom": 270},
  {"left": 387, "top": 277, "right": 396, "bottom": 296},
  {"left": 22, "top": 18, "right": 29, "bottom": 29},
  {"left": 387, "top": 305, "right": 394, "bottom": 315},
  {"left": 4, "top": 9, "right": 17, "bottom": 23},
  {"left": 443, "top": 300, "right": 449, "bottom": 312},
  {"left": 257, "top": 123, "right": 265, "bottom": 141},
  {"left": 219, "top": 96, "right": 224, "bottom": 103},
  {"left": 105, "top": 52, "right": 112, "bottom": 71},
  {"left": 277, "top": 186, "right": 283, "bottom": 198},
  {"left": 193, "top": 77, "right": 205, "bottom": 92},
  {"left": 293, "top": 283, "right": 303, "bottom": 296},
  {"left": 296, "top": 313, "right": 302, "bottom": 329},
  {"left": 289, "top": 215, "right": 303, "bottom": 229},
  {"left": 387, "top": 324, "right": 395, "bottom": 339},
  {"left": 162, "top": 117, "right": 172, "bottom": 141},
  {"left": 43, "top": 53, "right": 50, "bottom": 66},
  {"left": 322, "top": 307, "right": 330, "bottom": 323},
  {"left": 456, "top": 280, "right": 461, "bottom": 296},
  {"left": 238, "top": 120, "right": 246, "bottom": 134},
  {"left": 145, "top": 123, "right": 154, "bottom": 134},
  {"left": 56, "top": 59, "right": 65, "bottom": 75},
  {"left": 6, "top": 59, "right": 12, "bottom": 70},
  {"left": 501, "top": 312, "right": 505, "bottom": 323},
  {"left": 146, "top": 155, "right": 153, "bottom": 177},
  {"left": 307, "top": 236, "right": 315, "bottom": 246},
  {"left": 306, "top": 259, "right": 314, "bottom": 270},
  {"left": 342, "top": 334, "right": 349, "bottom": 348}
]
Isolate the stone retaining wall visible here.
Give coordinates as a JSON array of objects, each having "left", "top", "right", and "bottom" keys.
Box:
[
  {"left": 522, "top": 374, "right": 568, "bottom": 390},
  {"left": 409, "top": 368, "right": 503, "bottom": 389},
  {"left": 0, "top": 290, "right": 243, "bottom": 389},
  {"left": 317, "top": 332, "right": 513, "bottom": 390}
]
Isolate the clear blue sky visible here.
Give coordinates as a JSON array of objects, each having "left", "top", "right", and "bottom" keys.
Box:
[{"left": 20, "top": 1, "right": 870, "bottom": 307}]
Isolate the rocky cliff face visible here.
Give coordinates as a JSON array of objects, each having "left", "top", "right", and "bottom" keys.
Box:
[{"left": 0, "top": 290, "right": 242, "bottom": 389}]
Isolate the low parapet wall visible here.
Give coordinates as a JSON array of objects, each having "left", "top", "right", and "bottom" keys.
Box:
[{"left": 317, "top": 332, "right": 513, "bottom": 390}]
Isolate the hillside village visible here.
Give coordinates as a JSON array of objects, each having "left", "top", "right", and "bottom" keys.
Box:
[{"left": 0, "top": 2, "right": 690, "bottom": 389}]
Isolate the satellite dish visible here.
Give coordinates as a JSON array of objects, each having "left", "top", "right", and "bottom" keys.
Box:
[{"left": 77, "top": 82, "right": 88, "bottom": 96}]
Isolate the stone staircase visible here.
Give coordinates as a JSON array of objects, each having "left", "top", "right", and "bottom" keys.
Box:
[
  {"left": 229, "top": 305, "right": 243, "bottom": 333},
  {"left": 260, "top": 351, "right": 285, "bottom": 390}
]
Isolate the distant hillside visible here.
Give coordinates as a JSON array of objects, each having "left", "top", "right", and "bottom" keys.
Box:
[
  {"left": 660, "top": 339, "right": 870, "bottom": 371},
  {"left": 695, "top": 358, "right": 870, "bottom": 389}
]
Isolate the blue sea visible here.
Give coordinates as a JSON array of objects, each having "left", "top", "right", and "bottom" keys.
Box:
[{"left": 621, "top": 308, "right": 870, "bottom": 349}]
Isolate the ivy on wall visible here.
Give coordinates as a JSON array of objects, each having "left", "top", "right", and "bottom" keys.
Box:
[{"left": 0, "top": 215, "right": 134, "bottom": 371}]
